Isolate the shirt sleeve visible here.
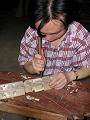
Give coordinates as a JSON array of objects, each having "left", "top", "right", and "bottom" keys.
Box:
[
  {"left": 72, "top": 23, "right": 90, "bottom": 69},
  {"left": 18, "top": 27, "right": 38, "bottom": 65}
]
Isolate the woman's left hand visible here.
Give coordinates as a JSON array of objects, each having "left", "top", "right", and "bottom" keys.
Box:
[{"left": 49, "top": 72, "right": 68, "bottom": 90}]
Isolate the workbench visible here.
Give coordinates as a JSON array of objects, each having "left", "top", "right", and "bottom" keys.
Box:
[{"left": 0, "top": 72, "right": 90, "bottom": 120}]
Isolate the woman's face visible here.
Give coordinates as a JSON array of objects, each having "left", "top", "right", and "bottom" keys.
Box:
[{"left": 35, "top": 19, "right": 67, "bottom": 42}]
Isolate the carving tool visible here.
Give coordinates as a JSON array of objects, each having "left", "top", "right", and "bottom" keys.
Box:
[{"left": 37, "top": 37, "right": 43, "bottom": 77}]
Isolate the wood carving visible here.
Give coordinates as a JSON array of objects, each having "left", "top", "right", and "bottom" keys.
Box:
[
  {"left": 0, "top": 75, "right": 51, "bottom": 100},
  {"left": 0, "top": 81, "right": 25, "bottom": 100}
]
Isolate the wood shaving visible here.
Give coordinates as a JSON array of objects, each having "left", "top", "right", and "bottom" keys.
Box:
[
  {"left": 20, "top": 74, "right": 31, "bottom": 79},
  {"left": 26, "top": 95, "right": 40, "bottom": 101},
  {"left": 67, "top": 81, "right": 76, "bottom": 87}
]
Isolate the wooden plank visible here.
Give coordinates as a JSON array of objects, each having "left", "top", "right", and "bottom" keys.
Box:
[{"left": 0, "top": 102, "right": 67, "bottom": 120}]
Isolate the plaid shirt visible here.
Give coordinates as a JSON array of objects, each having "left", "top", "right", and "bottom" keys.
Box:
[{"left": 18, "top": 21, "right": 90, "bottom": 75}]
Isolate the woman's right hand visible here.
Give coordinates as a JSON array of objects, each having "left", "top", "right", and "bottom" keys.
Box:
[{"left": 32, "top": 49, "right": 46, "bottom": 73}]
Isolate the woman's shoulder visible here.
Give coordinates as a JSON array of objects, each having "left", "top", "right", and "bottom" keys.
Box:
[
  {"left": 25, "top": 26, "right": 37, "bottom": 36},
  {"left": 21, "top": 26, "right": 38, "bottom": 44},
  {"left": 69, "top": 21, "right": 88, "bottom": 32},
  {"left": 68, "top": 21, "right": 90, "bottom": 44}
]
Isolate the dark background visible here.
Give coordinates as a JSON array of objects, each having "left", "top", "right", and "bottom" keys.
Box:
[{"left": 0, "top": 0, "right": 90, "bottom": 30}]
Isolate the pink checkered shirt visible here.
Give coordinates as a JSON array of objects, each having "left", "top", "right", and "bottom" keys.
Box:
[{"left": 18, "top": 21, "right": 90, "bottom": 75}]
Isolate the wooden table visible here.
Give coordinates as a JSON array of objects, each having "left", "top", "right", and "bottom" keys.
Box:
[{"left": 0, "top": 72, "right": 90, "bottom": 120}]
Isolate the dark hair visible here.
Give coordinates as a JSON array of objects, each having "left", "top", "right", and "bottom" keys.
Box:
[{"left": 28, "top": 0, "right": 80, "bottom": 32}]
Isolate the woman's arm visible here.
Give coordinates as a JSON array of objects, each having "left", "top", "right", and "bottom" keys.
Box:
[
  {"left": 66, "top": 67, "right": 90, "bottom": 82},
  {"left": 49, "top": 67, "right": 90, "bottom": 90},
  {"left": 24, "top": 61, "right": 38, "bottom": 74},
  {"left": 24, "top": 51, "right": 46, "bottom": 75}
]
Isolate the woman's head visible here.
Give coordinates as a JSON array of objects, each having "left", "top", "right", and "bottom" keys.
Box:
[
  {"left": 35, "top": 19, "right": 67, "bottom": 42},
  {"left": 29, "top": 0, "right": 80, "bottom": 40}
]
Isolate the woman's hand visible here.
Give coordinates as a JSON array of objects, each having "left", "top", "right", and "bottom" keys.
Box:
[
  {"left": 49, "top": 72, "right": 68, "bottom": 90},
  {"left": 32, "top": 49, "right": 46, "bottom": 73}
]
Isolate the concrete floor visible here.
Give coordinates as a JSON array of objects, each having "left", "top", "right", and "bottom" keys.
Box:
[{"left": 0, "top": 12, "right": 29, "bottom": 72}]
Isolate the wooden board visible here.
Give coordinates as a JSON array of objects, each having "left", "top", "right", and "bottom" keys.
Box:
[{"left": 0, "top": 72, "right": 90, "bottom": 119}]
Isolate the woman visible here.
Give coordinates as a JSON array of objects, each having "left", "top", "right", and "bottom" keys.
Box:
[{"left": 18, "top": 0, "right": 90, "bottom": 90}]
